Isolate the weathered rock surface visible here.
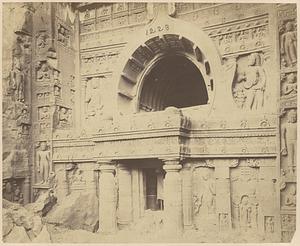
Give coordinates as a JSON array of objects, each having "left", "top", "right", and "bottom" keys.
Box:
[
  {"left": 45, "top": 191, "right": 99, "bottom": 232},
  {"left": 2, "top": 209, "right": 14, "bottom": 237},
  {"left": 32, "top": 215, "right": 43, "bottom": 236},
  {"left": 32, "top": 225, "right": 52, "bottom": 243},
  {"left": 2, "top": 199, "right": 53, "bottom": 243},
  {"left": 25, "top": 191, "right": 50, "bottom": 214},
  {"left": 4, "top": 225, "right": 31, "bottom": 243}
]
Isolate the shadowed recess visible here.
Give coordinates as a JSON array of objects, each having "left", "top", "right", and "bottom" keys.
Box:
[{"left": 139, "top": 55, "right": 208, "bottom": 112}]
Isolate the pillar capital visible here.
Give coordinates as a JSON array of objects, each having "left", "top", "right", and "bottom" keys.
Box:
[
  {"left": 97, "top": 159, "right": 116, "bottom": 173},
  {"left": 161, "top": 157, "right": 182, "bottom": 165},
  {"left": 163, "top": 164, "right": 182, "bottom": 172},
  {"left": 161, "top": 157, "right": 182, "bottom": 172}
]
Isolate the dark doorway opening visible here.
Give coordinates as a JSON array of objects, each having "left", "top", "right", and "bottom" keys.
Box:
[
  {"left": 139, "top": 55, "right": 208, "bottom": 112},
  {"left": 145, "top": 168, "right": 164, "bottom": 211},
  {"left": 145, "top": 169, "right": 157, "bottom": 210}
]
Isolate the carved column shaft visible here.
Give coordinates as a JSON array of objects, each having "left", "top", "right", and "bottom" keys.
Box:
[
  {"left": 163, "top": 160, "right": 183, "bottom": 235},
  {"left": 215, "top": 166, "right": 232, "bottom": 229},
  {"left": 131, "top": 168, "right": 141, "bottom": 221},
  {"left": 81, "top": 79, "right": 87, "bottom": 127},
  {"left": 23, "top": 176, "right": 31, "bottom": 204},
  {"left": 182, "top": 164, "right": 193, "bottom": 228},
  {"left": 83, "top": 163, "right": 96, "bottom": 195},
  {"left": 258, "top": 166, "right": 277, "bottom": 234},
  {"left": 99, "top": 163, "right": 117, "bottom": 234},
  {"left": 117, "top": 163, "right": 133, "bottom": 227}
]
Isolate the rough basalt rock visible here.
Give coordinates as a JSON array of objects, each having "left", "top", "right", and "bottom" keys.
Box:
[
  {"left": 45, "top": 191, "right": 99, "bottom": 232},
  {"left": 4, "top": 225, "right": 31, "bottom": 243}
]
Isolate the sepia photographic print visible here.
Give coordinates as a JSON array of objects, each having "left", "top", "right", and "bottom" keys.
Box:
[{"left": 1, "top": 1, "right": 298, "bottom": 243}]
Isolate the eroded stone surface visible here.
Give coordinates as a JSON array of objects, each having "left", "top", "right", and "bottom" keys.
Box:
[{"left": 45, "top": 191, "right": 99, "bottom": 232}]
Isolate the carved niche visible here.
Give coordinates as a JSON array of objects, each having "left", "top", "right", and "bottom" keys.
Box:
[
  {"left": 53, "top": 106, "right": 73, "bottom": 129},
  {"left": 281, "top": 183, "right": 296, "bottom": 209},
  {"left": 57, "top": 22, "right": 71, "bottom": 47},
  {"left": 264, "top": 216, "right": 275, "bottom": 234},
  {"left": 281, "top": 72, "right": 297, "bottom": 99},
  {"left": 232, "top": 52, "right": 267, "bottom": 110},
  {"left": 36, "top": 61, "right": 51, "bottom": 82}
]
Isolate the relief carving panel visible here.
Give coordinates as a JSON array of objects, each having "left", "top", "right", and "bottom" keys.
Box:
[
  {"left": 207, "top": 16, "right": 269, "bottom": 56},
  {"left": 232, "top": 52, "right": 267, "bottom": 110},
  {"left": 280, "top": 109, "right": 297, "bottom": 177},
  {"left": 192, "top": 166, "right": 216, "bottom": 230},
  {"left": 81, "top": 48, "right": 122, "bottom": 75},
  {"left": 231, "top": 164, "right": 259, "bottom": 231}
]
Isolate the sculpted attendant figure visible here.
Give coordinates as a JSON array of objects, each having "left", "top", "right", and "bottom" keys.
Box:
[
  {"left": 284, "top": 185, "right": 296, "bottom": 207},
  {"left": 282, "top": 73, "right": 297, "bottom": 96},
  {"left": 243, "top": 53, "right": 266, "bottom": 110},
  {"left": 239, "top": 195, "right": 252, "bottom": 231},
  {"left": 10, "top": 57, "right": 25, "bottom": 102},
  {"left": 281, "top": 109, "right": 297, "bottom": 174},
  {"left": 280, "top": 21, "right": 297, "bottom": 67},
  {"left": 37, "top": 142, "right": 51, "bottom": 184},
  {"left": 85, "top": 78, "right": 102, "bottom": 117}
]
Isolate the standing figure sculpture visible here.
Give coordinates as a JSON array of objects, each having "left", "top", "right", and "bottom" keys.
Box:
[
  {"left": 280, "top": 21, "right": 297, "bottom": 67},
  {"left": 239, "top": 195, "right": 252, "bottom": 231},
  {"left": 85, "top": 78, "right": 102, "bottom": 118},
  {"left": 37, "top": 141, "right": 51, "bottom": 184},
  {"left": 281, "top": 109, "right": 297, "bottom": 175},
  {"left": 10, "top": 57, "right": 25, "bottom": 102},
  {"left": 242, "top": 53, "right": 266, "bottom": 110}
]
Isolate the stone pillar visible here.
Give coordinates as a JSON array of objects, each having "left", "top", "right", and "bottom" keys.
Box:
[
  {"left": 83, "top": 163, "right": 97, "bottom": 195},
  {"left": 162, "top": 159, "right": 183, "bottom": 235},
  {"left": 182, "top": 163, "right": 193, "bottom": 229},
  {"left": 23, "top": 176, "right": 31, "bottom": 204},
  {"left": 98, "top": 161, "right": 117, "bottom": 234},
  {"left": 117, "top": 163, "right": 133, "bottom": 227},
  {"left": 258, "top": 166, "right": 277, "bottom": 236},
  {"left": 131, "top": 168, "right": 140, "bottom": 221},
  {"left": 74, "top": 10, "right": 81, "bottom": 133},
  {"left": 215, "top": 166, "right": 232, "bottom": 230},
  {"left": 81, "top": 78, "right": 87, "bottom": 126}
]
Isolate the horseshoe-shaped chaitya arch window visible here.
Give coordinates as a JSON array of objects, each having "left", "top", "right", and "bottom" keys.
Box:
[{"left": 112, "top": 13, "right": 224, "bottom": 115}]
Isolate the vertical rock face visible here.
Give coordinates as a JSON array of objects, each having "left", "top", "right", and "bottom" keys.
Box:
[{"left": 2, "top": 3, "right": 33, "bottom": 205}]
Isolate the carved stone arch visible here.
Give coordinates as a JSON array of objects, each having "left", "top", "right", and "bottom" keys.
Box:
[{"left": 109, "top": 12, "right": 225, "bottom": 116}]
